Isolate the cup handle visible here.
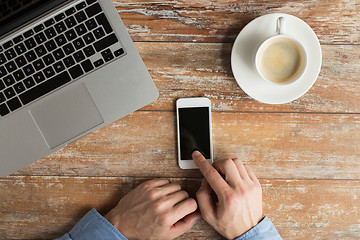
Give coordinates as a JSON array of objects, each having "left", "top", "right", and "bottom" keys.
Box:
[{"left": 276, "top": 17, "right": 284, "bottom": 35}]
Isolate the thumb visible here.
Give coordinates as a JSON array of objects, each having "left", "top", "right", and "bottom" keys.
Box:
[{"left": 171, "top": 212, "right": 201, "bottom": 237}]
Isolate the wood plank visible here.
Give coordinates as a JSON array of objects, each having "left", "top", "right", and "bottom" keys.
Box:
[
  {"left": 136, "top": 42, "right": 360, "bottom": 113},
  {"left": 1, "top": 176, "right": 359, "bottom": 239},
  {"left": 16, "top": 111, "right": 360, "bottom": 180},
  {"left": 113, "top": 0, "right": 360, "bottom": 44}
]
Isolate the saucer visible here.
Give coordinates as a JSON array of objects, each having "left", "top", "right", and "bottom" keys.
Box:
[{"left": 231, "top": 13, "right": 322, "bottom": 104}]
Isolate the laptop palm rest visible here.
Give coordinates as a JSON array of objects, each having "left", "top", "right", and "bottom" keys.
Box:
[{"left": 29, "top": 83, "right": 104, "bottom": 149}]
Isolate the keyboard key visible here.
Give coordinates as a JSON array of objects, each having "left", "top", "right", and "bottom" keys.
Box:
[
  {"left": 35, "top": 45, "right": 47, "bottom": 57},
  {"left": 85, "top": 3, "right": 102, "bottom": 18},
  {"left": 55, "top": 13, "right": 66, "bottom": 22},
  {"left": 24, "top": 77, "right": 36, "bottom": 88},
  {"left": 34, "top": 24, "right": 44, "bottom": 33},
  {"left": 13, "top": 69, "right": 25, "bottom": 81},
  {"left": 65, "top": 7, "right": 76, "bottom": 16},
  {"left": 25, "top": 50, "right": 37, "bottom": 62},
  {"left": 73, "top": 51, "right": 85, "bottom": 62},
  {"left": 7, "top": 97, "right": 22, "bottom": 111},
  {"left": 45, "top": 39, "right": 57, "bottom": 52},
  {"left": 0, "top": 53, "right": 6, "bottom": 64},
  {"left": 93, "top": 33, "right": 118, "bottom": 52},
  {"left": 93, "top": 27, "right": 105, "bottom": 39},
  {"left": 54, "top": 22, "right": 67, "bottom": 34},
  {"left": 95, "top": 13, "right": 113, "bottom": 34},
  {"left": 0, "top": 103, "right": 10, "bottom": 116},
  {"left": 53, "top": 48, "right": 65, "bottom": 60},
  {"left": 81, "top": 59, "right": 94, "bottom": 72},
  {"left": 65, "top": 16, "right": 77, "bottom": 28},
  {"left": 69, "top": 64, "right": 84, "bottom": 79},
  {"left": 83, "top": 32, "right": 95, "bottom": 44},
  {"left": 101, "top": 48, "right": 114, "bottom": 62},
  {"left": 83, "top": 45, "right": 95, "bottom": 57},
  {"left": 44, "top": 18, "right": 55, "bottom": 27},
  {"left": 4, "top": 87, "right": 16, "bottom": 99},
  {"left": 73, "top": 38, "right": 85, "bottom": 50},
  {"left": 14, "top": 43, "right": 26, "bottom": 55},
  {"left": 5, "top": 61, "right": 16, "bottom": 73},
  {"left": 55, "top": 34, "right": 67, "bottom": 46},
  {"left": 13, "top": 35, "right": 24, "bottom": 44},
  {"left": 20, "top": 71, "right": 71, "bottom": 105},
  {"left": 14, "top": 82, "right": 26, "bottom": 94},
  {"left": 63, "top": 56, "right": 75, "bottom": 68},
  {"left": 15, "top": 55, "right": 27, "bottom": 67},
  {"left": 43, "top": 66, "right": 55, "bottom": 78},
  {"left": 0, "top": 92, "right": 5, "bottom": 103},
  {"left": 86, "top": 0, "right": 97, "bottom": 5},
  {"left": 75, "top": 24, "right": 87, "bottom": 36},
  {"left": 24, "top": 37, "right": 36, "bottom": 49},
  {"left": 65, "top": 29, "right": 77, "bottom": 41},
  {"left": 114, "top": 48, "right": 124, "bottom": 57},
  {"left": 85, "top": 19, "right": 97, "bottom": 30},
  {"left": 33, "top": 59, "right": 45, "bottom": 71},
  {"left": 33, "top": 72, "right": 46, "bottom": 83},
  {"left": 75, "top": 11, "right": 87, "bottom": 23},
  {"left": 23, "top": 29, "right": 34, "bottom": 38},
  {"left": 43, "top": 54, "right": 55, "bottom": 65},
  {"left": 63, "top": 43, "right": 75, "bottom": 55},
  {"left": 76, "top": 2, "right": 87, "bottom": 10},
  {"left": 23, "top": 64, "right": 35, "bottom": 76},
  {"left": 0, "top": 66, "right": 7, "bottom": 77},
  {"left": 0, "top": 80, "right": 5, "bottom": 90},
  {"left": 44, "top": 27, "right": 57, "bottom": 39},
  {"left": 34, "top": 32, "right": 47, "bottom": 44},
  {"left": 93, "top": 58, "right": 104, "bottom": 67},
  {"left": 5, "top": 48, "right": 16, "bottom": 60},
  {"left": 4, "top": 75, "right": 15, "bottom": 86},
  {"left": 3, "top": 41, "right": 13, "bottom": 49},
  {"left": 53, "top": 61, "right": 65, "bottom": 73}
]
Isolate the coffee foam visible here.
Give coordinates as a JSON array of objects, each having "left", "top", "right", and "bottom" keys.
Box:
[{"left": 258, "top": 37, "right": 305, "bottom": 83}]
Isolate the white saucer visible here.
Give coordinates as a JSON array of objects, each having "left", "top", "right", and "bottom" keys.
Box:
[{"left": 231, "top": 13, "right": 322, "bottom": 104}]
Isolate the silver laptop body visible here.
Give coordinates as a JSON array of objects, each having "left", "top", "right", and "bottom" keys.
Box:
[{"left": 0, "top": 0, "right": 159, "bottom": 177}]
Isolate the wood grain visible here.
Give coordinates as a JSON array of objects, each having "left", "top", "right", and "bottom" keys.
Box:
[
  {"left": 16, "top": 111, "right": 360, "bottom": 180},
  {"left": 113, "top": 0, "right": 360, "bottom": 44},
  {"left": 135, "top": 42, "right": 360, "bottom": 113},
  {"left": 1, "top": 176, "right": 359, "bottom": 239}
]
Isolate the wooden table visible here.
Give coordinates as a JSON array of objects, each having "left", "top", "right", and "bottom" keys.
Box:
[{"left": 1, "top": 0, "right": 360, "bottom": 239}]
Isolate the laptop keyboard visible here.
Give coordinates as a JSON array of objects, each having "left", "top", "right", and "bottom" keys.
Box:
[{"left": 0, "top": 0, "right": 126, "bottom": 117}]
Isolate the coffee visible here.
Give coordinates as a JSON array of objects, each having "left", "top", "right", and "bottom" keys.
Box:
[{"left": 256, "top": 37, "right": 306, "bottom": 83}]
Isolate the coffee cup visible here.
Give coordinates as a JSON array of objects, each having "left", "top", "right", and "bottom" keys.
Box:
[{"left": 255, "top": 17, "right": 307, "bottom": 85}]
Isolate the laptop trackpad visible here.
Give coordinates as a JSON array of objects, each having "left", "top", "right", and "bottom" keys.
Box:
[{"left": 30, "top": 83, "right": 104, "bottom": 149}]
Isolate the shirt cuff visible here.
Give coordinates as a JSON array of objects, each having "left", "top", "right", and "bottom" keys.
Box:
[
  {"left": 67, "top": 208, "right": 128, "bottom": 240},
  {"left": 234, "top": 216, "right": 282, "bottom": 240}
]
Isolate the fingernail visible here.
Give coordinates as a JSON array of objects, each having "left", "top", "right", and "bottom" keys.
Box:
[{"left": 192, "top": 150, "right": 201, "bottom": 157}]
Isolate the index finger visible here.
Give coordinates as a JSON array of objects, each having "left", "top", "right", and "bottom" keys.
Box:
[{"left": 192, "top": 151, "right": 229, "bottom": 195}]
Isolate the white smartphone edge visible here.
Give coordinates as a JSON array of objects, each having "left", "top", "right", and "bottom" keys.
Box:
[{"left": 176, "top": 97, "right": 213, "bottom": 169}]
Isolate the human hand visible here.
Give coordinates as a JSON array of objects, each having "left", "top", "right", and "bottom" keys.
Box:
[
  {"left": 104, "top": 179, "right": 200, "bottom": 240},
  {"left": 192, "top": 151, "right": 263, "bottom": 239}
]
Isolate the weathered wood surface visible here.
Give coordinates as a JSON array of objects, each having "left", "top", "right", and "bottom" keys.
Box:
[
  {"left": 1, "top": 177, "right": 359, "bottom": 239},
  {"left": 113, "top": 0, "right": 360, "bottom": 44},
  {"left": 16, "top": 111, "right": 360, "bottom": 180},
  {"left": 135, "top": 42, "right": 360, "bottom": 113}
]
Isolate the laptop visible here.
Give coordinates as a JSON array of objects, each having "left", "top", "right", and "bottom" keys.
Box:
[{"left": 0, "top": 0, "right": 159, "bottom": 177}]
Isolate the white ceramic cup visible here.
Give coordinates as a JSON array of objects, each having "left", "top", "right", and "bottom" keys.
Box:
[{"left": 255, "top": 17, "right": 308, "bottom": 85}]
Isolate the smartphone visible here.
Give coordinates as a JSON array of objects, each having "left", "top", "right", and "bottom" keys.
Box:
[{"left": 176, "top": 97, "right": 213, "bottom": 169}]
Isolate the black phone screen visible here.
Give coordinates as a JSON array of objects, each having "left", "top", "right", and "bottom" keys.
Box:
[{"left": 178, "top": 107, "right": 211, "bottom": 160}]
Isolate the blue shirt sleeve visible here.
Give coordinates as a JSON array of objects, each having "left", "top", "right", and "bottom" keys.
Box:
[
  {"left": 234, "top": 216, "right": 282, "bottom": 240},
  {"left": 55, "top": 208, "right": 128, "bottom": 240}
]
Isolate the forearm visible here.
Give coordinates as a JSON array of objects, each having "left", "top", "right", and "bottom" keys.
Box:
[
  {"left": 234, "top": 216, "right": 282, "bottom": 240},
  {"left": 55, "top": 209, "right": 128, "bottom": 240}
]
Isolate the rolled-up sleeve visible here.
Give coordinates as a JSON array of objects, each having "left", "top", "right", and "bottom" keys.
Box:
[
  {"left": 56, "top": 208, "right": 128, "bottom": 240},
  {"left": 234, "top": 216, "right": 282, "bottom": 240}
]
